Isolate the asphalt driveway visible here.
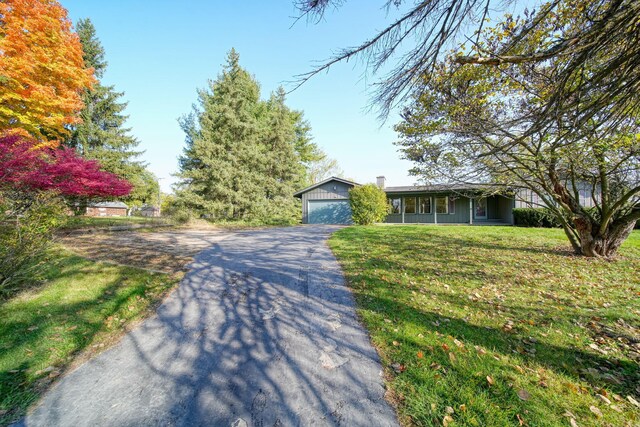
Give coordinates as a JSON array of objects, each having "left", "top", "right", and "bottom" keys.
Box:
[{"left": 20, "top": 226, "right": 398, "bottom": 426}]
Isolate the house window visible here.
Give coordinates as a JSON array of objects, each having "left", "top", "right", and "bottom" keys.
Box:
[
  {"left": 389, "top": 197, "right": 401, "bottom": 214},
  {"left": 435, "top": 196, "right": 448, "bottom": 214},
  {"left": 448, "top": 197, "right": 456, "bottom": 214},
  {"left": 418, "top": 196, "right": 431, "bottom": 214},
  {"left": 404, "top": 197, "right": 416, "bottom": 214}
]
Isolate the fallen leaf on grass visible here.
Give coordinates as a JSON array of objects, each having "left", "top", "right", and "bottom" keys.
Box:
[
  {"left": 486, "top": 376, "right": 495, "bottom": 386},
  {"left": 589, "top": 406, "right": 602, "bottom": 418},
  {"left": 517, "top": 389, "right": 531, "bottom": 401},
  {"left": 595, "top": 394, "right": 610, "bottom": 405},
  {"left": 392, "top": 341, "right": 400, "bottom": 346},
  {"left": 516, "top": 413, "right": 525, "bottom": 426},
  {"left": 417, "top": 351, "right": 424, "bottom": 359},
  {"left": 442, "top": 415, "right": 454, "bottom": 426},
  {"left": 442, "top": 343, "right": 450, "bottom": 351},
  {"left": 449, "top": 352, "right": 456, "bottom": 363},
  {"left": 445, "top": 406, "right": 454, "bottom": 414},
  {"left": 627, "top": 395, "right": 640, "bottom": 408},
  {"left": 569, "top": 418, "right": 578, "bottom": 427},
  {"left": 459, "top": 404, "right": 466, "bottom": 412}
]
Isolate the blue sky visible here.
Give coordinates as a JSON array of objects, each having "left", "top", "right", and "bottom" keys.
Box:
[{"left": 60, "top": 1, "right": 422, "bottom": 192}]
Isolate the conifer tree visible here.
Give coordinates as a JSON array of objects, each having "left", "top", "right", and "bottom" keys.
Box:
[{"left": 176, "top": 49, "right": 315, "bottom": 222}]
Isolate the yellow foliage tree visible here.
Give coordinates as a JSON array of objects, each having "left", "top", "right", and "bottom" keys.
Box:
[{"left": 0, "top": 0, "right": 94, "bottom": 142}]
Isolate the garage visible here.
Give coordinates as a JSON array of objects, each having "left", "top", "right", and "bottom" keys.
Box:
[
  {"left": 308, "top": 200, "right": 353, "bottom": 224},
  {"left": 293, "top": 177, "right": 359, "bottom": 224}
]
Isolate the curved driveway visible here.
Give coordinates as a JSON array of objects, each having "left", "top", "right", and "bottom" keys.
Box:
[{"left": 21, "top": 226, "right": 398, "bottom": 426}]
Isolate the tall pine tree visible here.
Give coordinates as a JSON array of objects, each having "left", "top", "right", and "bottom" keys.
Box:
[
  {"left": 176, "top": 49, "right": 315, "bottom": 222},
  {"left": 65, "top": 18, "right": 157, "bottom": 207}
]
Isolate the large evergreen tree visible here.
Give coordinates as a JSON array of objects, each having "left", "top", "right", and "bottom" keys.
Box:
[
  {"left": 176, "top": 49, "right": 315, "bottom": 222},
  {"left": 65, "top": 18, "right": 157, "bottom": 207}
]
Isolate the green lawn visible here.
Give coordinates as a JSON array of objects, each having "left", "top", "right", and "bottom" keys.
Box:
[
  {"left": 0, "top": 250, "right": 180, "bottom": 425},
  {"left": 61, "top": 215, "right": 170, "bottom": 229},
  {"left": 329, "top": 226, "right": 640, "bottom": 427}
]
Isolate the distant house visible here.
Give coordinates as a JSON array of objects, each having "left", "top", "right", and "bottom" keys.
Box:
[{"left": 85, "top": 201, "right": 128, "bottom": 217}]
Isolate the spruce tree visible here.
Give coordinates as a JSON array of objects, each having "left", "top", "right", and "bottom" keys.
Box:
[
  {"left": 259, "top": 87, "right": 306, "bottom": 221},
  {"left": 176, "top": 49, "right": 314, "bottom": 222},
  {"left": 66, "top": 19, "right": 156, "bottom": 206}
]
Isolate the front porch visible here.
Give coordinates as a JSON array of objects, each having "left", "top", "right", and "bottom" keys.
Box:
[{"left": 384, "top": 194, "right": 514, "bottom": 225}]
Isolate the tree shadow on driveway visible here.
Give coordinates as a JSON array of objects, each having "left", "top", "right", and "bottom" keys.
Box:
[{"left": 23, "top": 226, "right": 398, "bottom": 426}]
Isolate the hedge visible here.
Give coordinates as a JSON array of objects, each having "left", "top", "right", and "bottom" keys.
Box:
[
  {"left": 513, "top": 208, "right": 561, "bottom": 228},
  {"left": 514, "top": 208, "right": 640, "bottom": 229}
]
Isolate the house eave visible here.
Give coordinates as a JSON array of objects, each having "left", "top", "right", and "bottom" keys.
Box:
[{"left": 293, "top": 176, "right": 360, "bottom": 198}]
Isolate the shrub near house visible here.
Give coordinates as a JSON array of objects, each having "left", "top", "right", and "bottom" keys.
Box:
[{"left": 349, "top": 184, "right": 388, "bottom": 225}]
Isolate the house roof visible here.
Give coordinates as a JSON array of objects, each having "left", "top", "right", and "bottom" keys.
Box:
[
  {"left": 384, "top": 183, "right": 504, "bottom": 194},
  {"left": 293, "top": 176, "right": 360, "bottom": 198},
  {"left": 89, "top": 201, "right": 128, "bottom": 209}
]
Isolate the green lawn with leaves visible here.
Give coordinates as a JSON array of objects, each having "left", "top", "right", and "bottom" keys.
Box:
[
  {"left": 329, "top": 226, "right": 640, "bottom": 427},
  {"left": 0, "top": 250, "right": 180, "bottom": 425}
]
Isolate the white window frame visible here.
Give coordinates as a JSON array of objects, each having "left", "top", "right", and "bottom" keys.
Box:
[
  {"left": 418, "top": 196, "right": 432, "bottom": 214},
  {"left": 435, "top": 196, "right": 449, "bottom": 214},
  {"left": 404, "top": 197, "right": 417, "bottom": 214}
]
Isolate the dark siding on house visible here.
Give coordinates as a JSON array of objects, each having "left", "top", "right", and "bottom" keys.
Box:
[
  {"left": 300, "top": 180, "right": 354, "bottom": 224},
  {"left": 498, "top": 196, "right": 514, "bottom": 224},
  {"left": 386, "top": 195, "right": 472, "bottom": 224},
  {"left": 437, "top": 197, "right": 471, "bottom": 223},
  {"left": 386, "top": 194, "right": 512, "bottom": 224}
]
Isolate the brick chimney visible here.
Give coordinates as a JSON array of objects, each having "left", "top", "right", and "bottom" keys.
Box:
[{"left": 376, "top": 176, "right": 386, "bottom": 189}]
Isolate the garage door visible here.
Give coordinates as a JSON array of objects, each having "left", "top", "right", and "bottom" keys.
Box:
[{"left": 308, "top": 200, "right": 353, "bottom": 224}]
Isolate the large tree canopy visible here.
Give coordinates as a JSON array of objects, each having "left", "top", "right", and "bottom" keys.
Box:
[
  {"left": 294, "top": 0, "right": 640, "bottom": 124},
  {"left": 296, "top": 0, "right": 640, "bottom": 257},
  {"left": 0, "top": 0, "right": 93, "bottom": 142},
  {"left": 176, "top": 49, "right": 321, "bottom": 223}
]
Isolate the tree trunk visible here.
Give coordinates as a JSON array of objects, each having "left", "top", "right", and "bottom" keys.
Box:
[{"left": 574, "top": 216, "right": 637, "bottom": 258}]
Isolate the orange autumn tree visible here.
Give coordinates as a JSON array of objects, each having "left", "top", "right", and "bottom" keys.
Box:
[{"left": 0, "top": 0, "right": 93, "bottom": 143}]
